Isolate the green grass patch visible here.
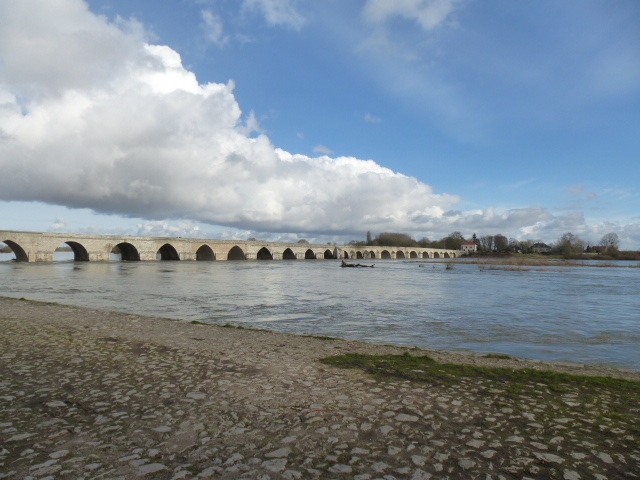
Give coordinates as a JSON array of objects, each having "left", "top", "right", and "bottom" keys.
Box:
[
  {"left": 320, "top": 352, "right": 640, "bottom": 394},
  {"left": 218, "top": 322, "right": 269, "bottom": 332},
  {"left": 221, "top": 323, "right": 244, "bottom": 329},
  {"left": 190, "top": 320, "right": 209, "bottom": 325},
  {"left": 484, "top": 353, "right": 512, "bottom": 359},
  {"left": 307, "top": 335, "right": 340, "bottom": 341}
]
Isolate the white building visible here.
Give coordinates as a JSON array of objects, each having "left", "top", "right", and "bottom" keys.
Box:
[{"left": 461, "top": 241, "right": 477, "bottom": 253}]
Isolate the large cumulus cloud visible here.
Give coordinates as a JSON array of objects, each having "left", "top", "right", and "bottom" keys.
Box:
[{"left": 0, "top": 0, "right": 460, "bottom": 235}]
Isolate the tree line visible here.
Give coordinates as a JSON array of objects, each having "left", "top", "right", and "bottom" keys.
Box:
[
  {"left": 348, "top": 231, "right": 469, "bottom": 250},
  {"left": 347, "top": 231, "right": 626, "bottom": 258}
]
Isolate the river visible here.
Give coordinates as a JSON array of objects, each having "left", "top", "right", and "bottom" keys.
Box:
[{"left": 1, "top": 253, "right": 638, "bottom": 370}]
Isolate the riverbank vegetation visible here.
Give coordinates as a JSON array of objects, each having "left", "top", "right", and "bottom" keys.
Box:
[
  {"left": 449, "top": 257, "right": 640, "bottom": 269},
  {"left": 348, "top": 230, "right": 639, "bottom": 261},
  {"left": 321, "top": 352, "right": 640, "bottom": 393}
]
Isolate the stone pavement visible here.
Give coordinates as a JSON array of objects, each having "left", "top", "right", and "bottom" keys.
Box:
[{"left": 1, "top": 297, "right": 638, "bottom": 479}]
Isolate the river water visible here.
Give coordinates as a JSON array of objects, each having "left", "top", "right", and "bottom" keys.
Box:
[{"left": 1, "top": 253, "right": 639, "bottom": 370}]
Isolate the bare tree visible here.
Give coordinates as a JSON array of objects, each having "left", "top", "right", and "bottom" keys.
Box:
[
  {"left": 600, "top": 232, "right": 620, "bottom": 250},
  {"left": 479, "top": 235, "right": 494, "bottom": 251}
]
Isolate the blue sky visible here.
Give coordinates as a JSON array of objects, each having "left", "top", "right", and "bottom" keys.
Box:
[{"left": 1, "top": 0, "right": 639, "bottom": 247}]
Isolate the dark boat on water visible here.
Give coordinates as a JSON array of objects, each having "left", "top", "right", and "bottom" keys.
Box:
[{"left": 341, "top": 260, "right": 374, "bottom": 268}]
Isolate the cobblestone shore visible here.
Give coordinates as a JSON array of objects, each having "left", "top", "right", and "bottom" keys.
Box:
[{"left": 1, "top": 296, "right": 638, "bottom": 479}]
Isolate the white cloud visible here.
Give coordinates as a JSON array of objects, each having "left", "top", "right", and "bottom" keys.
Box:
[
  {"left": 567, "top": 184, "right": 584, "bottom": 195},
  {"left": 48, "top": 217, "right": 68, "bottom": 232},
  {"left": 0, "top": 0, "right": 459, "bottom": 236},
  {"left": 242, "top": 0, "right": 305, "bottom": 30},
  {"left": 363, "top": 0, "right": 460, "bottom": 31},
  {"left": 313, "top": 145, "right": 333, "bottom": 154},
  {"left": 237, "top": 110, "right": 264, "bottom": 136},
  {"left": 136, "top": 220, "right": 201, "bottom": 238},
  {"left": 201, "top": 9, "right": 228, "bottom": 47},
  {"left": 364, "top": 113, "right": 382, "bottom": 123}
]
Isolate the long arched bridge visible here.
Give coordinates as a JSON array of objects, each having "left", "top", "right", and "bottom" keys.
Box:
[{"left": 0, "top": 230, "right": 461, "bottom": 262}]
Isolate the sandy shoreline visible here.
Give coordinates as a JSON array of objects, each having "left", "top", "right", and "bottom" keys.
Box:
[{"left": 1, "top": 296, "right": 638, "bottom": 478}]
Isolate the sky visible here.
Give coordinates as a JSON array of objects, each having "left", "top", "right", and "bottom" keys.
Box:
[{"left": 1, "top": 0, "right": 639, "bottom": 248}]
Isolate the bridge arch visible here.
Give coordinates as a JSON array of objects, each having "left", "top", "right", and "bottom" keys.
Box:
[
  {"left": 396, "top": 251, "right": 406, "bottom": 259},
  {"left": 323, "top": 249, "right": 335, "bottom": 259},
  {"left": 356, "top": 251, "right": 363, "bottom": 259},
  {"left": 381, "top": 250, "right": 391, "bottom": 259},
  {"left": 114, "top": 242, "right": 140, "bottom": 261},
  {"left": 369, "top": 251, "right": 376, "bottom": 259},
  {"left": 196, "top": 245, "right": 215, "bottom": 261},
  {"left": 228, "top": 246, "right": 245, "bottom": 260},
  {"left": 422, "top": 252, "right": 430, "bottom": 259},
  {"left": 157, "top": 243, "right": 180, "bottom": 261},
  {"left": 256, "top": 247, "right": 273, "bottom": 260},
  {"left": 1, "top": 240, "right": 28, "bottom": 262},
  {"left": 409, "top": 251, "right": 418, "bottom": 259},
  {"left": 343, "top": 251, "right": 349, "bottom": 259},
  {"left": 282, "top": 248, "right": 296, "bottom": 260},
  {"left": 65, "top": 241, "right": 89, "bottom": 261},
  {"left": 444, "top": 252, "right": 451, "bottom": 258},
  {"left": 433, "top": 252, "right": 440, "bottom": 258},
  {"left": 305, "top": 249, "right": 316, "bottom": 259}
]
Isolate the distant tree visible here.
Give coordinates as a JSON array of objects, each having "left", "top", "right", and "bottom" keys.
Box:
[
  {"left": 442, "top": 231, "right": 465, "bottom": 250},
  {"left": 519, "top": 239, "right": 534, "bottom": 253},
  {"left": 247, "top": 237, "right": 258, "bottom": 242},
  {"left": 297, "top": 239, "right": 309, "bottom": 244},
  {"left": 373, "top": 232, "right": 417, "bottom": 247},
  {"left": 507, "top": 238, "right": 533, "bottom": 253},
  {"left": 554, "top": 232, "right": 586, "bottom": 258},
  {"left": 494, "top": 234, "right": 509, "bottom": 252},
  {"left": 600, "top": 232, "right": 620, "bottom": 251},
  {"left": 366, "top": 231, "right": 373, "bottom": 246},
  {"left": 416, "top": 237, "right": 431, "bottom": 248},
  {"left": 472, "top": 233, "right": 478, "bottom": 245},
  {"left": 479, "top": 235, "right": 494, "bottom": 251}
]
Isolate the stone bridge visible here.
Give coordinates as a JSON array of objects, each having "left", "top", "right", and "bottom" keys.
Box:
[{"left": 0, "top": 230, "right": 460, "bottom": 262}]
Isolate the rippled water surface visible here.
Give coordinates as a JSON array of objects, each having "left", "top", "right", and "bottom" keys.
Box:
[{"left": 1, "top": 254, "right": 639, "bottom": 369}]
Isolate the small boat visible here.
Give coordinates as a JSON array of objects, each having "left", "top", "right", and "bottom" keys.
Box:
[{"left": 341, "top": 260, "right": 374, "bottom": 268}]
